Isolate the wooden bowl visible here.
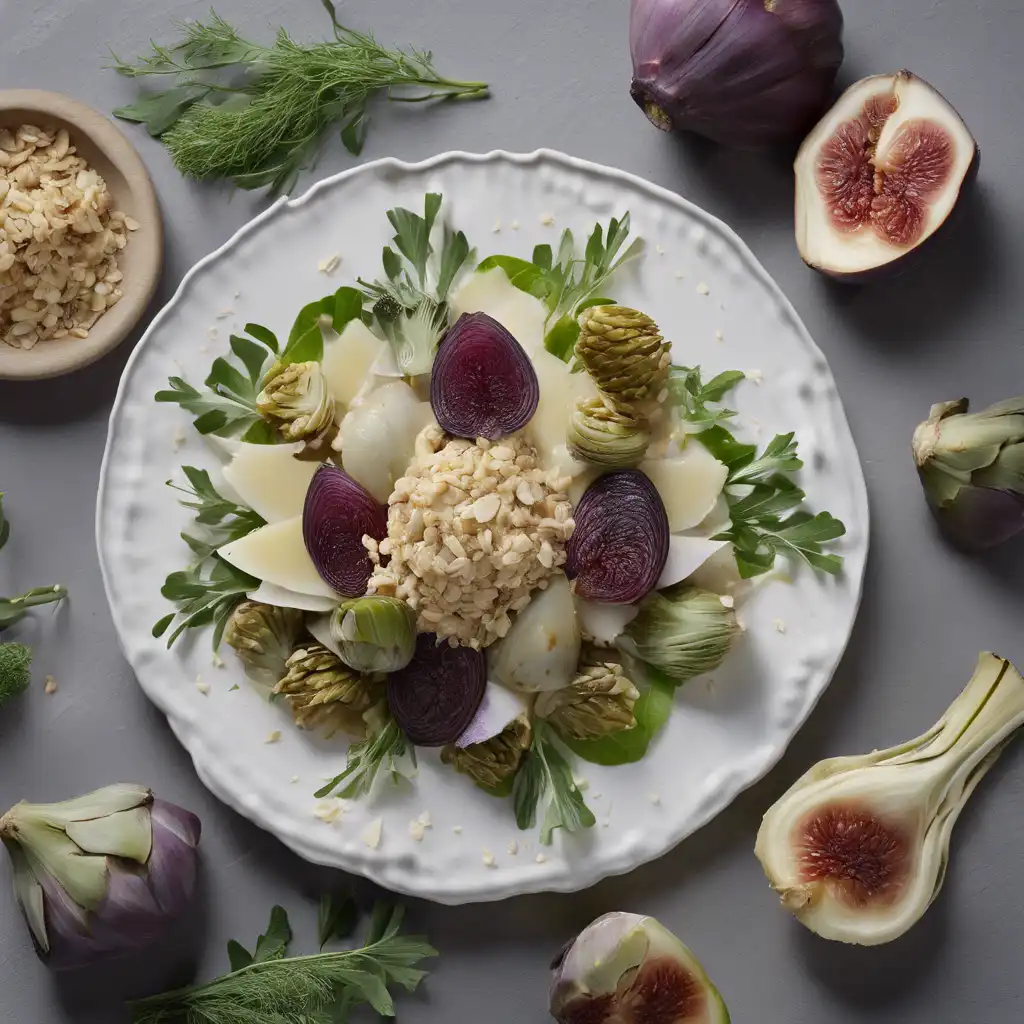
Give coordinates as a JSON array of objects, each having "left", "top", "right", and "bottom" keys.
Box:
[{"left": 0, "top": 90, "right": 162, "bottom": 380}]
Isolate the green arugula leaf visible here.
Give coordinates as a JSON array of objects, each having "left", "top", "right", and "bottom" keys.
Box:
[
  {"left": 226, "top": 939, "right": 254, "bottom": 973},
  {"left": 318, "top": 894, "right": 358, "bottom": 950},
  {"left": 112, "top": 84, "right": 211, "bottom": 136},
  {"left": 157, "top": 556, "right": 258, "bottom": 648},
  {"left": 315, "top": 719, "right": 414, "bottom": 799},
  {"left": 340, "top": 104, "right": 369, "bottom": 156},
  {"left": 253, "top": 906, "right": 292, "bottom": 963},
  {"left": 563, "top": 664, "right": 675, "bottom": 766},
  {"left": 697, "top": 424, "right": 757, "bottom": 471},
  {"left": 475, "top": 254, "right": 550, "bottom": 300},
  {"left": 242, "top": 323, "right": 279, "bottom": 353},
  {"left": 729, "top": 431, "right": 802, "bottom": 485},
  {"left": 513, "top": 721, "right": 595, "bottom": 845},
  {"left": 666, "top": 365, "right": 744, "bottom": 427},
  {"left": 543, "top": 314, "right": 580, "bottom": 361},
  {"left": 0, "top": 494, "right": 10, "bottom": 552}
]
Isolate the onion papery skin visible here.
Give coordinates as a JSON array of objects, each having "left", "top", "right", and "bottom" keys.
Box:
[
  {"left": 629, "top": 0, "right": 844, "bottom": 148},
  {"left": 430, "top": 312, "right": 540, "bottom": 440},
  {"left": 387, "top": 633, "right": 487, "bottom": 746},
  {"left": 302, "top": 465, "right": 387, "bottom": 597},
  {"left": 565, "top": 470, "right": 669, "bottom": 604}
]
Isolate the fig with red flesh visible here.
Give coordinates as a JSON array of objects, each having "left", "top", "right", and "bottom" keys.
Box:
[
  {"left": 566, "top": 470, "right": 670, "bottom": 604},
  {"left": 430, "top": 311, "right": 540, "bottom": 440},
  {"left": 795, "top": 71, "right": 979, "bottom": 279},
  {"left": 755, "top": 652, "right": 1024, "bottom": 945},
  {"left": 386, "top": 633, "right": 487, "bottom": 747},
  {"left": 550, "top": 912, "right": 730, "bottom": 1024}
]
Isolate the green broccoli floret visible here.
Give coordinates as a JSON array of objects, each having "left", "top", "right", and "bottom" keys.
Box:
[{"left": 0, "top": 642, "right": 32, "bottom": 706}]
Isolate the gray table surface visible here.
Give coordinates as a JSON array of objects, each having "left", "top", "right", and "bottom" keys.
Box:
[{"left": 3, "top": 0, "right": 1023, "bottom": 1020}]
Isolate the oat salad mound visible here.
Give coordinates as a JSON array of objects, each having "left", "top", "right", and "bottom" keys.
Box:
[{"left": 155, "top": 194, "right": 845, "bottom": 842}]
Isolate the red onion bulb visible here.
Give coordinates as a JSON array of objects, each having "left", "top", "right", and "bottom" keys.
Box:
[{"left": 629, "top": 0, "right": 845, "bottom": 148}]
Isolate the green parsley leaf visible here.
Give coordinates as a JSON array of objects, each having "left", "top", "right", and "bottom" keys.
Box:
[
  {"left": 253, "top": 906, "right": 292, "bottom": 963},
  {"left": 318, "top": 894, "right": 358, "bottom": 949},
  {"left": 666, "top": 365, "right": 744, "bottom": 427},
  {"left": 157, "top": 557, "right": 258, "bottom": 648},
  {"left": 513, "top": 721, "right": 595, "bottom": 845}
]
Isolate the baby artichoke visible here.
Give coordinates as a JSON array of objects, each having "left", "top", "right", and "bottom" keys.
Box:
[
  {"left": 274, "top": 641, "right": 382, "bottom": 738},
  {"left": 441, "top": 714, "right": 532, "bottom": 789},
  {"left": 330, "top": 596, "right": 417, "bottom": 674},
  {"left": 224, "top": 601, "right": 304, "bottom": 685},
  {"left": 567, "top": 395, "right": 652, "bottom": 468},
  {"left": 912, "top": 396, "right": 1024, "bottom": 549},
  {"left": 620, "top": 586, "right": 739, "bottom": 684},
  {"left": 256, "top": 360, "right": 336, "bottom": 442},
  {"left": 535, "top": 649, "right": 639, "bottom": 740},
  {"left": 574, "top": 305, "right": 671, "bottom": 407}
]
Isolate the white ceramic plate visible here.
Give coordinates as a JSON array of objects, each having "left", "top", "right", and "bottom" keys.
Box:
[{"left": 97, "top": 150, "right": 868, "bottom": 904}]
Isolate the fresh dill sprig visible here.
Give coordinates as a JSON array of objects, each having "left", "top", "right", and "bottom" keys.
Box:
[
  {"left": 109, "top": 4, "right": 489, "bottom": 194},
  {"left": 128, "top": 900, "right": 436, "bottom": 1024}
]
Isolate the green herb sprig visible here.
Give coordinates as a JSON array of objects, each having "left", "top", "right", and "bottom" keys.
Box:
[
  {"left": 478, "top": 213, "right": 643, "bottom": 358},
  {"left": 667, "top": 364, "right": 746, "bottom": 428},
  {"left": 110, "top": 5, "right": 489, "bottom": 194},
  {"left": 129, "top": 898, "right": 436, "bottom": 1024},
  {"left": 699, "top": 426, "right": 846, "bottom": 578},
  {"left": 0, "top": 496, "right": 66, "bottom": 707},
  {"left": 513, "top": 720, "right": 595, "bottom": 845},
  {"left": 153, "top": 469, "right": 265, "bottom": 648},
  {"left": 316, "top": 718, "right": 415, "bottom": 799}
]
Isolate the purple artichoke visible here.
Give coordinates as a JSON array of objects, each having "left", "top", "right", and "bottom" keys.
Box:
[{"left": 0, "top": 784, "right": 201, "bottom": 968}]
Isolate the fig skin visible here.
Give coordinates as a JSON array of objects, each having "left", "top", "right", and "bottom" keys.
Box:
[{"left": 796, "top": 70, "right": 981, "bottom": 284}]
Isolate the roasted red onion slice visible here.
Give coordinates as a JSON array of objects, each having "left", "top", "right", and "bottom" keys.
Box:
[
  {"left": 430, "top": 312, "right": 539, "bottom": 439},
  {"left": 566, "top": 470, "right": 669, "bottom": 603},
  {"left": 387, "top": 634, "right": 487, "bottom": 746},
  {"left": 302, "top": 465, "right": 387, "bottom": 597}
]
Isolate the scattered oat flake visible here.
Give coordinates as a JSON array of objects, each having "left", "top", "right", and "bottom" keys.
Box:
[
  {"left": 574, "top": 775, "right": 589, "bottom": 792},
  {"left": 409, "top": 820, "right": 427, "bottom": 842},
  {"left": 215, "top": 308, "right": 234, "bottom": 319},
  {"left": 233, "top": 290, "right": 241, "bottom": 299},
  {"left": 510, "top": 219, "right": 520, "bottom": 230},
  {"left": 265, "top": 730, "right": 282, "bottom": 744},
  {"left": 207, "top": 326, "right": 218, "bottom": 340},
  {"left": 453, "top": 825, "right": 463, "bottom": 835},
  {"left": 540, "top": 212, "right": 555, "bottom": 226},
  {"left": 674, "top": 269, "right": 685, "bottom": 280},
  {"left": 318, "top": 253, "right": 341, "bottom": 274},
  {"left": 745, "top": 369, "right": 764, "bottom": 384},
  {"left": 492, "top": 219, "right": 501, "bottom": 232},
  {"left": 43, "top": 675, "right": 58, "bottom": 695},
  {"left": 172, "top": 424, "right": 187, "bottom": 451},
  {"left": 535, "top": 853, "right": 547, "bottom": 864},
  {"left": 508, "top": 840, "right": 519, "bottom": 856},
  {"left": 714, "top": 328, "right": 724, "bottom": 342},
  {"left": 314, "top": 801, "right": 343, "bottom": 823},
  {"left": 774, "top": 618, "right": 787, "bottom": 634},
  {"left": 719, "top": 594, "right": 735, "bottom": 608},
  {"left": 649, "top": 792, "right": 662, "bottom": 805},
  {"left": 696, "top": 282, "right": 710, "bottom": 295},
  {"left": 655, "top": 244, "right": 665, "bottom": 255},
  {"left": 417, "top": 810, "right": 433, "bottom": 828},
  {"left": 482, "top": 850, "right": 496, "bottom": 867},
  {"left": 124, "top": 216, "right": 140, "bottom": 231},
  {"left": 212, "top": 651, "right": 226, "bottom": 669},
  {"left": 290, "top": 775, "right": 300, "bottom": 784},
  {"left": 195, "top": 675, "right": 210, "bottom": 695},
  {"left": 590, "top": 792, "right": 602, "bottom": 800},
  {"left": 361, "top": 818, "right": 383, "bottom": 849}
]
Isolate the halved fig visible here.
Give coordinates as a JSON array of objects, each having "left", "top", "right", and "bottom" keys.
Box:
[
  {"left": 550, "top": 913, "right": 730, "bottom": 1024},
  {"left": 796, "top": 71, "right": 979, "bottom": 280}
]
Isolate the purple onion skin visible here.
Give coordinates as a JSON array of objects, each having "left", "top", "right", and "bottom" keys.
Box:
[
  {"left": 42, "top": 801, "right": 202, "bottom": 970},
  {"left": 430, "top": 312, "right": 540, "bottom": 440},
  {"left": 303, "top": 465, "right": 388, "bottom": 597},
  {"left": 932, "top": 485, "right": 1024, "bottom": 551},
  {"left": 387, "top": 633, "right": 487, "bottom": 746},
  {"left": 566, "top": 470, "right": 669, "bottom": 604},
  {"left": 629, "top": 0, "right": 844, "bottom": 148}
]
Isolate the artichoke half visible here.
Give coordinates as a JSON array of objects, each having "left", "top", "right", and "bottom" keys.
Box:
[
  {"left": 256, "top": 360, "right": 336, "bottom": 442},
  {"left": 574, "top": 305, "right": 671, "bottom": 408},
  {"left": 536, "top": 648, "right": 639, "bottom": 740},
  {"left": 441, "top": 714, "right": 532, "bottom": 789},
  {"left": 567, "top": 395, "right": 652, "bottom": 468},
  {"left": 274, "top": 641, "right": 383, "bottom": 738},
  {"left": 912, "top": 396, "right": 1024, "bottom": 549},
  {"left": 224, "top": 601, "right": 304, "bottom": 685},
  {"left": 330, "top": 596, "right": 417, "bottom": 674}
]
